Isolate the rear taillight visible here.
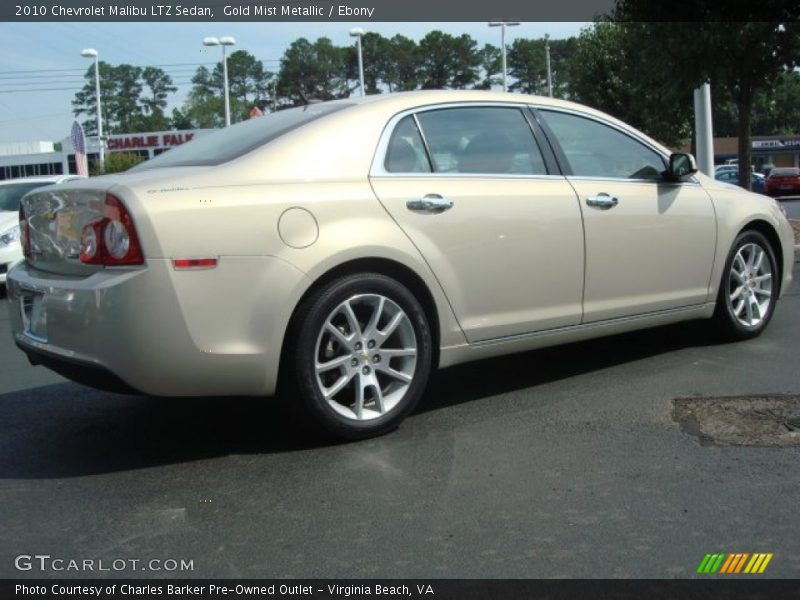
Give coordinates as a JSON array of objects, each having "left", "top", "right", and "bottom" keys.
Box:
[
  {"left": 79, "top": 194, "right": 144, "bottom": 266},
  {"left": 79, "top": 218, "right": 106, "bottom": 264},
  {"left": 19, "top": 204, "right": 31, "bottom": 258}
]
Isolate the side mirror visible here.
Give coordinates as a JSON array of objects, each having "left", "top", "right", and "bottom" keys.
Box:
[{"left": 667, "top": 153, "right": 698, "bottom": 180}]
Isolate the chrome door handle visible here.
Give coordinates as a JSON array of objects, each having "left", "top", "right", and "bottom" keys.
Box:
[
  {"left": 586, "top": 193, "right": 618, "bottom": 209},
  {"left": 406, "top": 194, "right": 454, "bottom": 214}
]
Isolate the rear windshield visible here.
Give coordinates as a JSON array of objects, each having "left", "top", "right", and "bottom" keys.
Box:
[
  {"left": 770, "top": 168, "right": 799, "bottom": 176},
  {"left": 0, "top": 182, "right": 50, "bottom": 212},
  {"left": 132, "top": 102, "right": 354, "bottom": 171}
]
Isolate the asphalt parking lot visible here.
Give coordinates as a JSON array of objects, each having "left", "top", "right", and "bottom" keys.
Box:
[
  {"left": 1, "top": 259, "right": 799, "bottom": 580},
  {"left": 782, "top": 197, "right": 800, "bottom": 219}
]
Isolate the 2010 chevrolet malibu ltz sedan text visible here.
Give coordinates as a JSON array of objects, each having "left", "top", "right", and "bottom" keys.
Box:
[{"left": 6, "top": 91, "right": 795, "bottom": 439}]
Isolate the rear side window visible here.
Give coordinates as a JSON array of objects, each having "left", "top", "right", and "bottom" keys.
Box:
[
  {"left": 540, "top": 110, "right": 665, "bottom": 180},
  {"left": 132, "top": 102, "right": 353, "bottom": 170},
  {"left": 385, "top": 116, "right": 432, "bottom": 173},
  {"left": 414, "top": 107, "right": 547, "bottom": 175}
]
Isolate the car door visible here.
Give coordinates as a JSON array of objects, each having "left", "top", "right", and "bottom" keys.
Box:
[
  {"left": 369, "top": 104, "right": 585, "bottom": 343},
  {"left": 536, "top": 108, "right": 717, "bottom": 323}
]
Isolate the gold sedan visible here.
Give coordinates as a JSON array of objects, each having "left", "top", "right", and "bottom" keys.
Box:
[{"left": 7, "top": 91, "right": 795, "bottom": 439}]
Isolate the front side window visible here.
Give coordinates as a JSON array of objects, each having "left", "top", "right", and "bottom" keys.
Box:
[
  {"left": 540, "top": 110, "right": 665, "bottom": 180},
  {"left": 413, "top": 107, "right": 547, "bottom": 175}
]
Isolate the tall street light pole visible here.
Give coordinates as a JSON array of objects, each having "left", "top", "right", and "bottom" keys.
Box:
[
  {"left": 203, "top": 36, "right": 236, "bottom": 127},
  {"left": 80, "top": 48, "right": 104, "bottom": 171},
  {"left": 350, "top": 27, "right": 366, "bottom": 96},
  {"left": 489, "top": 21, "right": 519, "bottom": 92},
  {"left": 544, "top": 33, "right": 553, "bottom": 97}
]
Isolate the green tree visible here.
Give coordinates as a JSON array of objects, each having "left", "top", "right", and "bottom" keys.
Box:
[
  {"left": 358, "top": 32, "right": 390, "bottom": 94},
  {"left": 507, "top": 39, "right": 546, "bottom": 95},
  {"left": 417, "top": 31, "right": 481, "bottom": 89},
  {"left": 180, "top": 92, "right": 225, "bottom": 129},
  {"left": 508, "top": 37, "right": 576, "bottom": 97},
  {"left": 475, "top": 44, "right": 502, "bottom": 90},
  {"left": 277, "top": 37, "right": 354, "bottom": 105},
  {"left": 72, "top": 61, "right": 119, "bottom": 135},
  {"left": 184, "top": 51, "right": 273, "bottom": 124},
  {"left": 611, "top": 2, "right": 800, "bottom": 188},
  {"left": 752, "top": 70, "right": 800, "bottom": 136},
  {"left": 141, "top": 66, "right": 177, "bottom": 115},
  {"left": 568, "top": 22, "right": 693, "bottom": 147},
  {"left": 214, "top": 50, "right": 273, "bottom": 114},
  {"left": 382, "top": 35, "right": 420, "bottom": 92},
  {"left": 73, "top": 63, "right": 176, "bottom": 134}
]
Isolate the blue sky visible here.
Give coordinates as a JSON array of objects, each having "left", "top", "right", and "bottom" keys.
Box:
[{"left": 0, "top": 22, "right": 586, "bottom": 144}]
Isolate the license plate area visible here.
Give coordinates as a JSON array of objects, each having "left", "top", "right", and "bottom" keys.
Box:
[{"left": 20, "top": 290, "right": 47, "bottom": 342}]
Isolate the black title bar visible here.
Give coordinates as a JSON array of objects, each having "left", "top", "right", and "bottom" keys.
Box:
[
  {"left": 4, "top": 579, "right": 800, "bottom": 600},
  {"left": 4, "top": 0, "right": 615, "bottom": 22}
]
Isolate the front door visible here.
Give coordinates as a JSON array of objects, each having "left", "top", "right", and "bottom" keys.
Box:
[{"left": 538, "top": 109, "right": 717, "bottom": 323}]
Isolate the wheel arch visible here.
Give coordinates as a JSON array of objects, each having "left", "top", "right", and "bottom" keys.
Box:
[{"left": 277, "top": 256, "right": 442, "bottom": 391}]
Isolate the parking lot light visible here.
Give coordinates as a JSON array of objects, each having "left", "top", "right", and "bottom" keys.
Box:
[
  {"left": 80, "top": 48, "right": 104, "bottom": 171},
  {"left": 203, "top": 36, "right": 236, "bottom": 127}
]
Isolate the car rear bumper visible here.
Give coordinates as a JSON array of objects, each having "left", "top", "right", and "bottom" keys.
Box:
[
  {"left": 17, "top": 341, "right": 138, "bottom": 394},
  {"left": 6, "top": 256, "right": 311, "bottom": 397}
]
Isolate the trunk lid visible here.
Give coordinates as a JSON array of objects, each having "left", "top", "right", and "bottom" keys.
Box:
[
  {"left": 21, "top": 186, "right": 108, "bottom": 276},
  {"left": 19, "top": 167, "right": 213, "bottom": 275}
]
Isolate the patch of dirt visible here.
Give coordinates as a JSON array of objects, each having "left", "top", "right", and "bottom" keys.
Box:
[{"left": 673, "top": 395, "right": 800, "bottom": 447}]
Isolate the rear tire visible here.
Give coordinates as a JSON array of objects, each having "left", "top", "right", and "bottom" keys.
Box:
[
  {"left": 712, "top": 230, "right": 778, "bottom": 341},
  {"left": 284, "top": 273, "right": 433, "bottom": 440}
]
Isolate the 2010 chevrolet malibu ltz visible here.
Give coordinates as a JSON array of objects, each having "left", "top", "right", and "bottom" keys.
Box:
[{"left": 6, "top": 91, "right": 795, "bottom": 439}]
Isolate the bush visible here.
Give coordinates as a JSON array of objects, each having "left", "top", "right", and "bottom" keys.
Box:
[{"left": 90, "top": 152, "right": 145, "bottom": 175}]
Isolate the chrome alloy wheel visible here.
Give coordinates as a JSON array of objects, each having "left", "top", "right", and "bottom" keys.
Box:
[
  {"left": 728, "top": 242, "right": 773, "bottom": 328},
  {"left": 314, "top": 294, "right": 418, "bottom": 421}
]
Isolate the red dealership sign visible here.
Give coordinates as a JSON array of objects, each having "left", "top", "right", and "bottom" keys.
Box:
[{"left": 106, "top": 131, "right": 200, "bottom": 151}]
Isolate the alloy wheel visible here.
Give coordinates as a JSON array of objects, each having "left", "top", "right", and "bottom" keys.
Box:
[
  {"left": 314, "top": 293, "right": 418, "bottom": 421},
  {"left": 728, "top": 242, "right": 773, "bottom": 328}
]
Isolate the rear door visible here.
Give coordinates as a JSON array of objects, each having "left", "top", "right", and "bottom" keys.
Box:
[{"left": 369, "top": 104, "right": 585, "bottom": 343}]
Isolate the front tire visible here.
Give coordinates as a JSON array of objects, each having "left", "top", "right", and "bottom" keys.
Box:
[
  {"left": 285, "top": 273, "right": 433, "bottom": 440},
  {"left": 712, "top": 230, "right": 778, "bottom": 340}
]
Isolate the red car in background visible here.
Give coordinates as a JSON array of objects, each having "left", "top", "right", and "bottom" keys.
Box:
[{"left": 765, "top": 167, "right": 800, "bottom": 197}]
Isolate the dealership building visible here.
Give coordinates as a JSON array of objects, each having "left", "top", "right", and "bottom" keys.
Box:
[
  {"left": 709, "top": 135, "right": 800, "bottom": 170},
  {"left": 0, "top": 129, "right": 798, "bottom": 181},
  {"left": 0, "top": 129, "right": 212, "bottom": 181}
]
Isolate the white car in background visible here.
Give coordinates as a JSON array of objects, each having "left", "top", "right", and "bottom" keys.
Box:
[{"left": 0, "top": 176, "right": 84, "bottom": 284}]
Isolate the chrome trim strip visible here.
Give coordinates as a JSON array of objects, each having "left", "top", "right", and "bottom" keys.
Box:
[
  {"left": 471, "top": 304, "right": 708, "bottom": 347},
  {"left": 566, "top": 175, "right": 701, "bottom": 187},
  {"left": 411, "top": 113, "right": 434, "bottom": 173},
  {"left": 370, "top": 173, "right": 567, "bottom": 181}
]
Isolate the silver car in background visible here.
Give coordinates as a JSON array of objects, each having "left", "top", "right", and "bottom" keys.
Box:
[{"left": 5, "top": 91, "right": 795, "bottom": 439}]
